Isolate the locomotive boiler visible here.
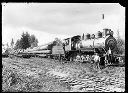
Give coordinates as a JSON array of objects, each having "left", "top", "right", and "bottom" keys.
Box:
[{"left": 78, "top": 31, "right": 117, "bottom": 53}]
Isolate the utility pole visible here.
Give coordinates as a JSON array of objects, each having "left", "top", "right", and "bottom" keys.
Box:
[
  {"left": 102, "top": 14, "right": 105, "bottom": 29},
  {"left": 102, "top": 14, "right": 104, "bottom": 20}
]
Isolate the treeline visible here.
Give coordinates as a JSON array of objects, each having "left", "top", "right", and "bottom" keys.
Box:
[
  {"left": 115, "top": 38, "right": 125, "bottom": 55},
  {"left": 10, "top": 32, "right": 62, "bottom": 51},
  {"left": 114, "top": 30, "right": 125, "bottom": 55},
  {"left": 14, "top": 32, "right": 38, "bottom": 50},
  {"left": 7, "top": 30, "right": 125, "bottom": 56}
]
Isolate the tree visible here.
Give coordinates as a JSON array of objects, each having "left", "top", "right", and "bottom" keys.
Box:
[
  {"left": 54, "top": 38, "right": 63, "bottom": 46},
  {"left": 47, "top": 38, "right": 63, "bottom": 50},
  {"left": 20, "top": 32, "right": 31, "bottom": 49},
  {"left": 114, "top": 30, "right": 125, "bottom": 55},
  {"left": 29, "top": 35, "right": 38, "bottom": 48},
  {"left": 14, "top": 39, "right": 22, "bottom": 50},
  {"left": 116, "top": 38, "right": 125, "bottom": 54},
  {"left": 14, "top": 32, "right": 38, "bottom": 50}
]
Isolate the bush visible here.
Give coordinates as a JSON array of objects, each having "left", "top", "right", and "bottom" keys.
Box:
[{"left": 115, "top": 38, "right": 125, "bottom": 55}]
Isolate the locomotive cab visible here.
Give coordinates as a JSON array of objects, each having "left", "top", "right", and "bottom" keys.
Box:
[
  {"left": 64, "top": 35, "right": 81, "bottom": 51},
  {"left": 64, "top": 38, "right": 71, "bottom": 51},
  {"left": 71, "top": 35, "right": 81, "bottom": 50}
]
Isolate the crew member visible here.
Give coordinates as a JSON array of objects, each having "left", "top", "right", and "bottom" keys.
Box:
[
  {"left": 76, "top": 54, "right": 81, "bottom": 62},
  {"left": 94, "top": 53, "right": 100, "bottom": 70},
  {"left": 104, "top": 53, "right": 108, "bottom": 66},
  {"left": 86, "top": 55, "right": 90, "bottom": 62},
  {"left": 81, "top": 55, "right": 85, "bottom": 62},
  {"left": 107, "top": 47, "right": 112, "bottom": 64}
]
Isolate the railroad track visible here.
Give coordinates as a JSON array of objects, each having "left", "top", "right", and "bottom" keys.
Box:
[{"left": 46, "top": 71, "right": 115, "bottom": 92}]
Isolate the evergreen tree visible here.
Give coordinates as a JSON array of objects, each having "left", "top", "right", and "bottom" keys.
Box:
[
  {"left": 20, "top": 32, "right": 31, "bottom": 49},
  {"left": 115, "top": 30, "right": 125, "bottom": 55},
  {"left": 29, "top": 34, "right": 38, "bottom": 48},
  {"left": 47, "top": 38, "right": 62, "bottom": 50},
  {"left": 14, "top": 39, "right": 22, "bottom": 50},
  {"left": 14, "top": 31, "right": 38, "bottom": 50}
]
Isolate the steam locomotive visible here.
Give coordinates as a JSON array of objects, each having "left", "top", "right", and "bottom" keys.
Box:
[
  {"left": 63, "top": 28, "right": 119, "bottom": 65},
  {"left": 6, "top": 28, "right": 122, "bottom": 67}
]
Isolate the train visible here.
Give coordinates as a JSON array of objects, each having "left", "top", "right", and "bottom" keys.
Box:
[
  {"left": 61, "top": 28, "right": 119, "bottom": 65},
  {"left": 2, "top": 28, "right": 124, "bottom": 68}
]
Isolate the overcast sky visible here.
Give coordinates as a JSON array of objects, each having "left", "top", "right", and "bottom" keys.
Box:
[{"left": 2, "top": 3, "right": 125, "bottom": 46}]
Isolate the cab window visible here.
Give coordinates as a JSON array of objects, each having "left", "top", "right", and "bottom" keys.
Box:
[{"left": 65, "top": 39, "right": 69, "bottom": 46}]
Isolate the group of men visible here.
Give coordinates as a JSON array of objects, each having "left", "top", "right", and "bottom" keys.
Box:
[
  {"left": 76, "top": 54, "right": 91, "bottom": 62},
  {"left": 75, "top": 53, "right": 100, "bottom": 70},
  {"left": 75, "top": 48, "right": 112, "bottom": 70}
]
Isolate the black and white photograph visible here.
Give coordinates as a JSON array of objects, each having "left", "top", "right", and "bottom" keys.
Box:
[{"left": 2, "top": 3, "right": 125, "bottom": 92}]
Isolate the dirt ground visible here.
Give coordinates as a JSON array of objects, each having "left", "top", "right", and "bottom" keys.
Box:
[{"left": 2, "top": 57, "right": 125, "bottom": 92}]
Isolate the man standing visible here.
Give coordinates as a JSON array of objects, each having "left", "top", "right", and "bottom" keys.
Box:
[
  {"left": 94, "top": 53, "right": 100, "bottom": 70},
  {"left": 81, "top": 55, "right": 85, "bottom": 62},
  {"left": 107, "top": 47, "right": 112, "bottom": 64},
  {"left": 76, "top": 54, "right": 81, "bottom": 62}
]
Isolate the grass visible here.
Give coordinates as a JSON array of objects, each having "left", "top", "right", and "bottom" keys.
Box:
[
  {"left": 2, "top": 58, "right": 70, "bottom": 92},
  {"left": 2, "top": 57, "right": 125, "bottom": 92},
  {"left": 2, "top": 68, "right": 69, "bottom": 92}
]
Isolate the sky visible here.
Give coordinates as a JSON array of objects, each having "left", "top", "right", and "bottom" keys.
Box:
[{"left": 2, "top": 3, "right": 125, "bottom": 46}]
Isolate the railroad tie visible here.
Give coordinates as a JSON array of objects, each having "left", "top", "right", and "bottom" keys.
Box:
[
  {"left": 46, "top": 72, "right": 52, "bottom": 76},
  {"left": 59, "top": 78, "right": 67, "bottom": 82},
  {"left": 57, "top": 75, "right": 64, "bottom": 79},
  {"left": 66, "top": 77, "right": 75, "bottom": 82},
  {"left": 69, "top": 80, "right": 84, "bottom": 86},
  {"left": 58, "top": 77, "right": 77, "bottom": 84},
  {"left": 95, "top": 86, "right": 110, "bottom": 92},
  {"left": 59, "top": 77, "right": 84, "bottom": 86},
  {"left": 68, "top": 80, "right": 78, "bottom": 84},
  {"left": 54, "top": 75, "right": 61, "bottom": 79},
  {"left": 50, "top": 73, "right": 55, "bottom": 77}
]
